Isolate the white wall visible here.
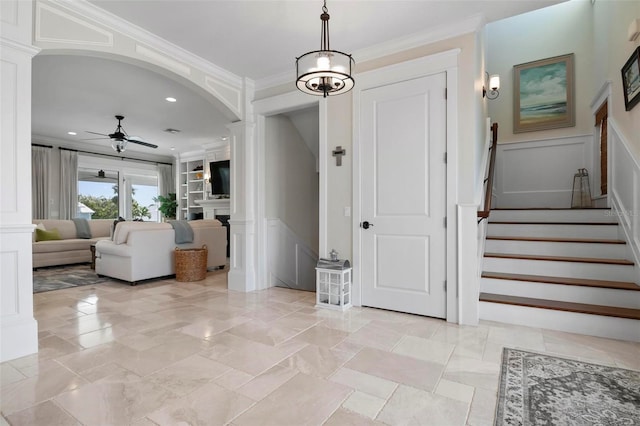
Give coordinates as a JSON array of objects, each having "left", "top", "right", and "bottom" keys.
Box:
[
  {"left": 593, "top": 0, "right": 640, "bottom": 161},
  {"left": 265, "top": 114, "right": 319, "bottom": 252},
  {"left": 487, "top": 0, "right": 595, "bottom": 143}
]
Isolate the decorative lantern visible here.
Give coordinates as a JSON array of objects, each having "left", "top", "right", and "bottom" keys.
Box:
[
  {"left": 571, "top": 168, "right": 592, "bottom": 208},
  {"left": 316, "top": 256, "right": 351, "bottom": 310}
]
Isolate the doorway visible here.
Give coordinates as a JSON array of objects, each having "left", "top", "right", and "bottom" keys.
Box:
[{"left": 265, "top": 108, "right": 320, "bottom": 291}]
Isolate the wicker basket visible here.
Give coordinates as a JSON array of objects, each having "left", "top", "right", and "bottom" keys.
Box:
[{"left": 174, "top": 245, "right": 208, "bottom": 282}]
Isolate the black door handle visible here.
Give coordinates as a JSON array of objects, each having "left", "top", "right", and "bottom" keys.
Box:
[{"left": 361, "top": 221, "right": 374, "bottom": 230}]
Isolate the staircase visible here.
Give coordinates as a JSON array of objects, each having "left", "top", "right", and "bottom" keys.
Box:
[{"left": 479, "top": 208, "right": 640, "bottom": 342}]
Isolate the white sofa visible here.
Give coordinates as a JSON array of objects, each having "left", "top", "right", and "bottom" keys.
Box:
[
  {"left": 95, "top": 220, "right": 227, "bottom": 284},
  {"left": 32, "top": 219, "right": 112, "bottom": 268}
]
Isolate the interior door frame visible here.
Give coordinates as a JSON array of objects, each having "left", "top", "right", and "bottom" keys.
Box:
[
  {"left": 252, "top": 92, "right": 328, "bottom": 290},
  {"left": 352, "top": 49, "right": 460, "bottom": 323}
]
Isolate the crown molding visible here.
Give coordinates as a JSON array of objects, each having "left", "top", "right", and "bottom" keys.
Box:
[
  {"left": 48, "top": 0, "right": 243, "bottom": 88},
  {"left": 255, "top": 13, "right": 486, "bottom": 91},
  {"left": 0, "top": 37, "right": 41, "bottom": 56}
]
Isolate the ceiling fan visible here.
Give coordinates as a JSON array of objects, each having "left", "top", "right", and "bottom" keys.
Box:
[{"left": 85, "top": 115, "right": 158, "bottom": 153}]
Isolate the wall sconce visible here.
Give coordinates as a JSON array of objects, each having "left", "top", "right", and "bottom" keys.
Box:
[{"left": 483, "top": 72, "right": 500, "bottom": 100}]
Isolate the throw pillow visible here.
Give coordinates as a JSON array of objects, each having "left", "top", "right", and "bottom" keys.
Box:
[
  {"left": 33, "top": 222, "right": 46, "bottom": 242},
  {"left": 36, "top": 228, "right": 62, "bottom": 242}
]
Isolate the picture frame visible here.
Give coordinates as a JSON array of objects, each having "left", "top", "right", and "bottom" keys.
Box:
[
  {"left": 621, "top": 47, "right": 640, "bottom": 112},
  {"left": 513, "top": 53, "right": 575, "bottom": 133}
]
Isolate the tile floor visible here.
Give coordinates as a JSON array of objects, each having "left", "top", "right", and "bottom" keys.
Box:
[{"left": 1, "top": 269, "right": 639, "bottom": 425}]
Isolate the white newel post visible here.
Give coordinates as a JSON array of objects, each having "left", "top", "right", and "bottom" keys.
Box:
[
  {"left": 227, "top": 121, "right": 257, "bottom": 292},
  {"left": 1, "top": 0, "right": 40, "bottom": 361}
]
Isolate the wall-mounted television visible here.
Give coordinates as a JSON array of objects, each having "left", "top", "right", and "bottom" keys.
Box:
[{"left": 209, "top": 160, "right": 230, "bottom": 196}]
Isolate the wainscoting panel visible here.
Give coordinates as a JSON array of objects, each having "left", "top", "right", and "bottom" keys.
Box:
[
  {"left": 495, "top": 135, "right": 594, "bottom": 208},
  {"left": 609, "top": 120, "right": 640, "bottom": 275},
  {"left": 267, "top": 219, "right": 318, "bottom": 292}
]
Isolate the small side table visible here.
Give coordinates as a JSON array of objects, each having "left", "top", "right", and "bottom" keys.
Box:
[{"left": 90, "top": 244, "right": 96, "bottom": 270}]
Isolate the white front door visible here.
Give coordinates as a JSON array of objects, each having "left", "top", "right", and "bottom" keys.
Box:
[{"left": 360, "top": 72, "right": 447, "bottom": 318}]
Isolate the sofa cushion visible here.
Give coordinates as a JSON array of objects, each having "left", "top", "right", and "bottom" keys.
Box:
[
  {"left": 35, "top": 228, "right": 62, "bottom": 241},
  {"left": 32, "top": 220, "right": 78, "bottom": 239},
  {"left": 33, "top": 237, "right": 108, "bottom": 253},
  {"left": 112, "top": 222, "right": 172, "bottom": 245}
]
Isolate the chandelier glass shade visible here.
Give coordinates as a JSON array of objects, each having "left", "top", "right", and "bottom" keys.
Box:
[
  {"left": 296, "top": 1, "right": 354, "bottom": 97},
  {"left": 111, "top": 139, "right": 128, "bottom": 153}
]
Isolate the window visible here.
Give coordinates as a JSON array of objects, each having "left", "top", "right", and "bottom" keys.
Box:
[{"left": 77, "top": 168, "right": 120, "bottom": 219}]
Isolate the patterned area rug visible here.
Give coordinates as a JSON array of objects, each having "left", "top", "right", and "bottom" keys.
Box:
[
  {"left": 496, "top": 348, "right": 640, "bottom": 426},
  {"left": 33, "top": 264, "right": 110, "bottom": 293}
]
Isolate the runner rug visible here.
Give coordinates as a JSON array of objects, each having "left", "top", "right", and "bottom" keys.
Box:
[
  {"left": 495, "top": 347, "right": 640, "bottom": 425},
  {"left": 33, "top": 264, "right": 110, "bottom": 293}
]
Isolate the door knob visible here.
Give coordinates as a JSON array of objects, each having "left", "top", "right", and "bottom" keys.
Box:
[{"left": 361, "top": 221, "right": 374, "bottom": 230}]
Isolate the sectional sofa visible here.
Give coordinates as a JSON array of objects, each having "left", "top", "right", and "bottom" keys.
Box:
[{"left": 32, "top": 219, "right": 112, "bottom": 268}]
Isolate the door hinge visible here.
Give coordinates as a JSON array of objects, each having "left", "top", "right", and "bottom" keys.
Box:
[
  {"left": 444, "top": 152, "right": 447, "bottom": 163},
  {"left": 444, "top": 280, "right": 447, "bottom": 291},
  {"left": 445, "top": 88, "right": 447, "bottom": 99},
  {"left": 443, "top": 217, "right": 447, "bottom": 228}
]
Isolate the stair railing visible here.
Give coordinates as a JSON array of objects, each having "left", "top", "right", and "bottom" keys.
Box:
[{"left": 477, "top": 122, "right": 498, "bottom": 222}]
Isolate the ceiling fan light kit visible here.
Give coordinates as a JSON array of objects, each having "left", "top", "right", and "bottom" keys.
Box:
[
  {"left": 85, "top": 115, "right": 158, "bottom": 153},
  {"left": 296, "top": 0, "right": 355, "bottom": 97}
]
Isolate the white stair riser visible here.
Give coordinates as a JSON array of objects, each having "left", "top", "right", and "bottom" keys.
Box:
[
  {"left": 479, "top": 302, "right": 640, "bottom": 342},
  {"left": 485, "top": 239, "right": 628, "bottom": 259},
  {"left": 483, "top": 257, "right": 635, "bottom": 282},
  {"left": 490, "top": 210, "right": 618, "bottom": 223},
  {"left": 481, "top": 278, "right": 640, "bottom": 309},
  {"left": 488, "top": 224, "right": 619, "bottom": 239}
]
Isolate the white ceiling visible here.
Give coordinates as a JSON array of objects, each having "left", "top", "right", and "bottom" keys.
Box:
[{"left": 33, "top": 0, "right": 564, "bottom": 158}]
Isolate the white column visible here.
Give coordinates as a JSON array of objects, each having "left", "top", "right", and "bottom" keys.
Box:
[
  {"left": 227, "top": 121, "right": 256, "bottom": 292},
  {"left": 1, "top": 0, "right": 40, "bottom": 361},
  {"left": 457, "top": 203, "right": 479, "bottom": 325}
]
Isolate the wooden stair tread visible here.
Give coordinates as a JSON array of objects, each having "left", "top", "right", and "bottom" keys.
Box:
[
  {"left": 484, "top": 252, "right": 634, "bottom": 265},
  {"left": 492, "top": 208, "right": 611, "bottom": 211},
  {"left": 486, "top": 236, "right": 626, "bottom": 244},
  {"left": 479, "top": 293, "right": 640, "bottom": 320},
  {"left": 489, "top": 221, "right": 617, "bottom": 226},
  {"left": 481, "top": 272, "right": 640, "bottom": 291}
]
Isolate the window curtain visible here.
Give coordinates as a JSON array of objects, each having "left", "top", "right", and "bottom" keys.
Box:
[
  {"left": 158, "top": 163, "right": 175, "bottom": 196},
  {"left": 31, "top": 146, "right": 51, "bottom": 219},
  {"left": 59, "top": 149, "right": 78, "bottom": 219}
]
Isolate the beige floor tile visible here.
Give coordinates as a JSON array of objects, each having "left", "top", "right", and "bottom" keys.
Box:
[
  {"left": 147, "top": 382, "right": 254, "bottom": 425},
  {"left": 434, "top": 378, "right": 475, "bottom": 404},
  {"left": 442, "top": 355, "right": 500, "bottom": 392},
  {"left": 131, "top": 417, "right": 158, "bottom": 426},
  {"left": 80, "top": 362, "right": 139, "bottom": 383},
  {"left": 228, "top": 319, "right": 300, "bottom": 346},
  {"left": 329, "top": 367, "right": 398, "bottom": 400},
  {"left": 342, "top": 391, "right": 387, "bottom": 419},
  {"left": 179, "top": 316, "right": 252, "bottom": 339},
  {"left": 146, "top": 354, "right": 230, "bottom": 396},
  {"left": 213, "top": 367, "right": 255, "bottom": 391},
  {"left": 377, "top": 385, "right": 469, "bottom": 426},
  {"left": 54, "top": 378, "right": 180, "bottom": 425},
  {"left": 268, "top": 311, "right": 323, "bottom": 333},
  {"left": 486, "top": 323, "right": 545, "bottom": 351},
  {"left": 324, "top": 408, "right": 387, "bottom": 425},
  {"left": 36, "top": 335, "right": 83, "bottom": 360},
  {"left": 466, "top": 387, "right": 497, "bottom": 426},
  {"left": 345, "top": 347, "right": 444, "bottom": 391},
  {"left": 321, "top": 316, "right": 371, "bottom": 333},
  {"left": 5, "top": 400, "right": 80, "bottom": 426},
  {"left": 1, "top": 362, "right": 87, "bottom": 415},
  {"left": 236, "top": 364, "right": 298, "bottom": 401},
  {"left": 233, "top": 373, "right": 351, "bottom": 425},
  {"left": 279, "top": 344, "right": 354, "bottom": 378},
  {"left": 202, "top": 332, "right": 307, "bottom": 375},
  {"left": 0, "top": 363, "right": 26, "bottom": 387},
  {"left": 114, "top": 332, "right": 163, "bottom": 351},
  {"left": 294, "top": 324, "right": 350, "bottom": 347},
  {"left": 56, "top": 342, "right": 136, "bottom": 374},
  {"left": 344, "top": 323, "right": 404, "bottom": 351},
  {"left": 392, "top": 335, "right": 455, "bottom": 364}
]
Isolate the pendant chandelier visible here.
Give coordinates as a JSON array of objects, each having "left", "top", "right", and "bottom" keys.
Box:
[{"left": 296, "top": 0, "right": 355, "bottom": 97}]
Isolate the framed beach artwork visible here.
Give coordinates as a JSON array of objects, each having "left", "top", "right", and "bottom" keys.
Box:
[
  {"left": 513, "top": 53, "right": 575, "bottom": 133},
  {"left": 621, "top": 47, "right": 640, "bottom": 111}
]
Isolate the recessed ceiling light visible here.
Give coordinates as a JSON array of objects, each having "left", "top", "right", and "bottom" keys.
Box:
[
  {"left": 67, "top": 131, "right": 77, "bottom": 136},
  {"left": 170, "top": 147, "right": 175, "bottom": 151},
  {"left": 164, "top": 128, "right": 181, "bottom": 134},
  {"left": 221, "top": 136, "right": 228, "bottom": 141},
  {"left": 165, "top": 97, "right": 177, "bottom": 103}
]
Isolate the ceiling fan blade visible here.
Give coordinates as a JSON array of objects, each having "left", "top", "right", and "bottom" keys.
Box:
[
  {"left": 81, "top": 137, "right": 110, "bottom": 141},
  {"left": 126, "top": 137, "right": 158, "bottom": 149},
  {"left": 86, "top": 131, "right": 110, "bottom": 137}
]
